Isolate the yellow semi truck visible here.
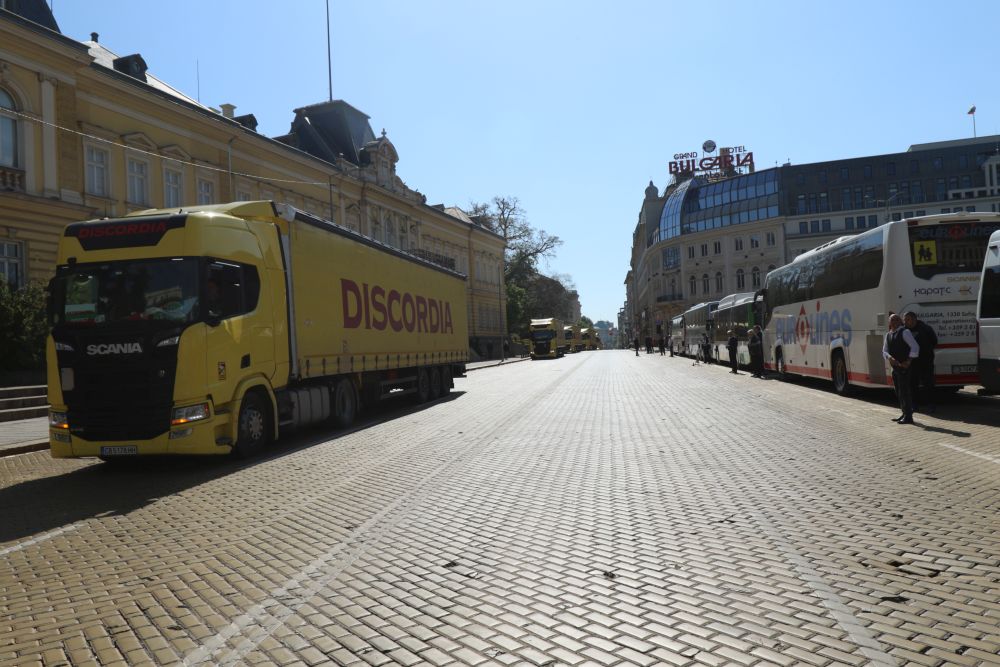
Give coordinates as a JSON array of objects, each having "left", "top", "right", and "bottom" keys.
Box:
[
  {"left": 529, "top": 318, "right": 565, "bottom": 359},
  {"left": 46, "top": 201, "right": 468, "bottom": 459},
  {"left": 563, "top": 324, "right": 581, "bottom": 353}
]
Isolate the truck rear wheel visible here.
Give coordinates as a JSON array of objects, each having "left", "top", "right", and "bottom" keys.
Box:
[
  {"left": 429, "top": 367, "right": 442, "bottom": 400},
  {"left": 234, "top": 392, "right": 270, "bottom": 458},
  {"left": 440, "top": 366, "right": 452, "bottom": 395},
  {"left": 333, "top": 378, "right": 357, "bottom": 428},
  {"left": 414, "top": 368, "right": 430, "bottom": 403}
]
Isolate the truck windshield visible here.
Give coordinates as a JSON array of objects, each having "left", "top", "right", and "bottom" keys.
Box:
[
  {"left": 531, "top": 330, "right": 555, "bottom": 341},
  {"left": 51, "top": 258, "right": 199, "bottom": 327}
]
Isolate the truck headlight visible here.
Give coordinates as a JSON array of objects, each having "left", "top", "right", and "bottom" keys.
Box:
[
  {"left": 171, "top": 402, "right": 210, "bottom": 425},
  {"left": 49, "top": 411, "right": 69, "bottom": 430}
]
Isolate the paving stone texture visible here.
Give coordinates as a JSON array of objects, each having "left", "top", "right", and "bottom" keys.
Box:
[{"left": 1, "top": 351, "right": 999, "bottom": 666}]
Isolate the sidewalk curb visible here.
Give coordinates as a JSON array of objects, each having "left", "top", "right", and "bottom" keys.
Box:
[
  {"left": 0, "top": 440, "right": 49, "bottom": 458},
  {"left": 466, "top": 358, "right": 530, "bottom": 372}
]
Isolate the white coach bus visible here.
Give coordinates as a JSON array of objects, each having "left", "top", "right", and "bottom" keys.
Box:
[
  {"left": 977, "top": 229, "right": 1000, "bottom": 392},
  {"left": 762, "top": 213, "right": 1000, "bottom": 395}
]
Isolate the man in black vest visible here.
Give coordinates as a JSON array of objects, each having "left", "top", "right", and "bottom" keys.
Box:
[
  {"left": 882, "top": 313, "right": 920, "bottom": 424},
  {"left": 726, "top": 330, "right": 739, "bottom": 374},
  {"left": 903, "top": 311, "right": 938, "bottom": 412}
]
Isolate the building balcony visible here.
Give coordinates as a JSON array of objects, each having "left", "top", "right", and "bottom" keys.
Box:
[
  {"left": 412, "top": 248, "right": 456, "bottom": 271},
  {"left": 0, "top": 165, "right": 25, "bottom": 192}
]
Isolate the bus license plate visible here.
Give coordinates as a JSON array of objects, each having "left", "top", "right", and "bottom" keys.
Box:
[
  {"left": 100, "top": 446, "right": 137, "bottom": 456},
  {"left": 952, "top": 364, "right": 977, "bottom": 374}
]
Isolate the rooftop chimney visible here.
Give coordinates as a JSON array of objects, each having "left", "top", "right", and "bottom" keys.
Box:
[
  {"left": 220, "top": 103, "right": 236, "bottom": 119},
  {"left": 112, "top": 54, "right": 148, "bottom": 83},
  {"left": 91, "top": 32, "right": 99, "bottom": 43}
]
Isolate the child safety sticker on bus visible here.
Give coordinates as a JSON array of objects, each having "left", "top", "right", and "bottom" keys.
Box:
[{"left": 913, "top": 240, "right": 937, "bottom": 265}]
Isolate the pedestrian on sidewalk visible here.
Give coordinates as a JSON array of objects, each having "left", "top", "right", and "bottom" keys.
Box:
[
  {"left": 748, "top": 325, "right": 764, "bottom": 378},
  {"left": 883, "top": 313, "right": 919, "bottom": 425},
  {"left": 658, "top": 336, "right": 666, "bottom": 356},
  {"left": 904, "top": 311, "right": 937, "bottom": 412},
  {"left": 727, "top": 330, "right": 739, "bottom": 374},
  {"left": 634, "top": 336, "right": 640, "bottom": 357}
]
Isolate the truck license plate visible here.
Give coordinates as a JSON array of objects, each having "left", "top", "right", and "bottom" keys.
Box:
[
  {"left": 100, "top": 446, "right": 137, "bottom": 456},
  {"left": 951, "top": 364, "right": 977, "bottom": 374}
]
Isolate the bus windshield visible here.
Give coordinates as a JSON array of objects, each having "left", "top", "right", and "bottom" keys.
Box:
[
  {"left": 51, "top": 258, "right": 200, "bottom": 327},
  {"left": 910, "top": 221, "right": 1000, "bottom": 278}
]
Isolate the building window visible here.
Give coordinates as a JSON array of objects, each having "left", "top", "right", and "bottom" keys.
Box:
[
  {"left": 863, "top": 165, "right": 872, "bottom": 179},
  {"left": 840, "top": 167, "right": 849, "bottom": 181},
  {"left": 0, "top": 241, "right": 22, "bottom": 288},
  {"left": 818, "top": 192, "right": 829, "bottom": 212},
  {"left": 818, "top": 170, "right": 827, "bottom": 184},
  {"left": 810, "top": 220, "right": 819, "bottom": 233},
  {"left": 766, "top": 231, "right": 776, "bottom": 246},
  {"left": 958, "top": 155, "right": 968, "bottom": 169},
  {"left": 0, "top": 89, "right": 17, "bottom": 168},
  {"left": 886, "top": 162, "right": 896, "bottom": 176},
  {"left": 85, "top": 145, "right": 110, "bottom": 197},
  {"left": 713, "top": 241, "right": 721, "bottom": 255},
  {"left": 821, "top": 219, "right": 831, "bottom": 232},
  {"left": 715, "top": 272, "right": 723, "bottom": 292},
  {"left": 910, "top": 159, "right": 920, "bottom": 174},
  {"left": 799, "top": 221, "right": 808, "bottom": 234},
  {"left": 734, "top": 237, "right": 743, "bottom": 251},
  {"left": 736, "top": 268, "right": 745, "bottom": 290},
  {"left": 845, "top": 217, "right": 854, "bottom": 230},
  {"left": 750, "top": 234, "right": 760, "bottom": 248},
  {"left": 197, "top": 178, "right": 214, "bottom": 204},
  {"left": 127, "top": 158, "right": 149, "bottom": 205},
  {"left": 702, "top": 274, "right": 710, "bottom": 294},
  {"left": 700, "top": 243, "right": 708, "bottom": 257},
  {"left": 688, "top": 246, "right": 695, "bottom": 259},
  {"left": 932, "top": 157, "right": 943, "bottom": 170},
  {"left": 841, "top": 188, "right": 851, "bottom": 210},
  {"left": 796, "top": 195, "right": 806, "bottom": 214},
  {"left": 751, "top": 266, "right": 761, "bottom": 289},
  {"left": 689, "top": 275, "right": 696, "bottom": 296},
  {"left": 164, "top": 168, "right": 183, "bottom": 207},
  {"left": 868, "top": 215, "right": 877, "bottom": 227}
]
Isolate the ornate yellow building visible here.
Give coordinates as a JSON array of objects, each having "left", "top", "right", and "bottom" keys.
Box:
[{"left": 0, "top": 3, "right": 506, "bottom": 357}]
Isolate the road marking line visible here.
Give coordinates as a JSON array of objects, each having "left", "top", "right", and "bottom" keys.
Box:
[
  {"left": 752, "top": 513, "right": 896, "bottom": 666},
  {"left": 938, "top": 442, "right": 1000, "bottom": 465},
  {"left": 0, "top": 524, "right": 81, "bottom": 558}
]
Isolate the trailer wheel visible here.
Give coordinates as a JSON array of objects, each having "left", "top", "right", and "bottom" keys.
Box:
[
  {"left": 440, "top": 366, "right": 452, "bottom": 395},
  {"left": 832, "top": 351, "right": 851, "bottom": 396},
  {"left": 414, "top": 368, "right": 431, "bottom": 403},
  {"left": 234, "top": 391, "right": 270, "bottom": 458},
  {"left": 333, "top": 378, "right": 357, "bottom": 428},
  {"left": 429, "top": 367, "right": 442, "bottom": 400}
]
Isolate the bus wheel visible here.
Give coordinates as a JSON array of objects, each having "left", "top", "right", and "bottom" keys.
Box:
[
  {"left": 832, "top": 351, "right": 851, "bottom": 396},
  {"left": 775, "top": 350, "right": 788, "bottom": 381},
  {"left": 414, "top": 368, "right": 431, "bottom": 403},
  {"left": 333, "top": 378, "right": 357, "bottom": 428},
  {"left": 429, "top": 367, "right": 442, "bottom": 400},
  {"left": 234, "top": 391, "right": 270, "bottom": 458}
]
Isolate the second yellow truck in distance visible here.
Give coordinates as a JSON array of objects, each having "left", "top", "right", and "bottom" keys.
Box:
[
  {"left": 563, "top": 324, "right": 581, "bottom": 352},
  {"left": 46, "top": 201, "right": 469, "bottom": 459}
]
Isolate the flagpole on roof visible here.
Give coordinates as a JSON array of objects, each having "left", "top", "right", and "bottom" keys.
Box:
[
  {"left": 326, "top": 0, "right": 333, "bottom": 102},
  {"left": 968, "top": 105, "right": 977, "bottom": 138}
]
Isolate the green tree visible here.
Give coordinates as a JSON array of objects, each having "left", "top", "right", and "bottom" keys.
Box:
[{"left": 0, "top": 281, "right": 49, "bottom": 372}]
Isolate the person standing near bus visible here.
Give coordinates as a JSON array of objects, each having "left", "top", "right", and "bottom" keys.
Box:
[
  {"left": 903, "top": 311, "right": 938, "bottom": 412},
  {"left": 748, "top": 325, "right": 765, "bottom": 378},
  {"left": 883, "top": 313, "right": 920, "bottom": 424},
  {"left": 726, "top": 330, "right": 739, "bottom": 374},
  {"left": 633, "top": 336, "right": 640, "bottom": 357}
]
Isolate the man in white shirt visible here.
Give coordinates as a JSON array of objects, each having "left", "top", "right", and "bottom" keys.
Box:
[{"left": 882, "top": 313, "right": 920, "bottom": 424}]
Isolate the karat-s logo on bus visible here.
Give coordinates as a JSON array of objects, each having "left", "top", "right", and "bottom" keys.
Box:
[
  {"left": 86, "top": 342, "right": 143, "bottom": 355},
  {"left": 775, "top": 301, "right": 853, "bottom": 354},
  {"left": 341, "top": 279, "right": 454, "bottom": 333}
]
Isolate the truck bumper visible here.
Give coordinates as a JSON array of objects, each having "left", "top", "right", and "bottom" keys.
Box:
[{"left": 49, "top": 414, "right": 232, "bottom": 458}]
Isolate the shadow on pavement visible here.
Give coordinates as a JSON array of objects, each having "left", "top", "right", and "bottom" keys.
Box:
[{"left": 0, "top": 391, "right": 465, "bottom": 546}]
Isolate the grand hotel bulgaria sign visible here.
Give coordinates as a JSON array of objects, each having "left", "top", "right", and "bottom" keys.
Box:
[{"left": 669, "top": 140, "right": 755, "bottom": 175}]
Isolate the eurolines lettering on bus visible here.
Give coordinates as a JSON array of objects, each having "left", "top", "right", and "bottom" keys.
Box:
[{"left": 772, "top": 302, "right": 853, "bottom": 356}]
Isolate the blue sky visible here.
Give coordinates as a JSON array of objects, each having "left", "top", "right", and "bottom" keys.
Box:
[{"left": 52, "top": 1, "right": 1000, "bottom": 323}]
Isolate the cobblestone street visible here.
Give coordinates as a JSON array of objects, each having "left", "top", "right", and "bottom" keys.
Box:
[{"left": 2, "top": 351, "right": 999, "bottom": 666}]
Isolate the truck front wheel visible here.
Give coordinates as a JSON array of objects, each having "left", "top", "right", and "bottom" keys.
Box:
[{"left": 234, "top": 392, "right": 270, "bottom": 458}]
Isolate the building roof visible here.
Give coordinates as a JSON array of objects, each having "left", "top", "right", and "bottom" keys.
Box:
[
  {"left": 276, "top": 100, "right": 377, "bottom": 166},
  {"left": 83, "top": 40, "right": 208, "bottom": 111},
  {"left": 908, "top": 135, "right": 1000, "bottom": 152}
]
